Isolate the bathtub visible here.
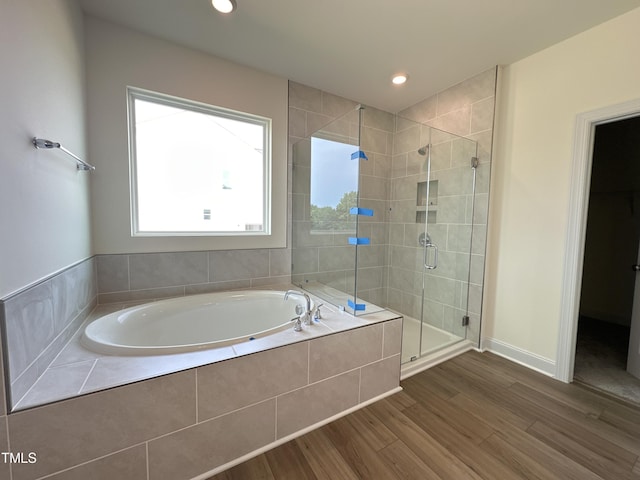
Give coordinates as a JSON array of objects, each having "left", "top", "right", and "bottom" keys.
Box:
[{"left": 81, "top": 290, "right": 311, "bottom": 355}]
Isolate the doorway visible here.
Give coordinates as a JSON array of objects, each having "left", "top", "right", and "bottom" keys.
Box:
[{"left": 574, "top": 116, "right": 640, "bottom": 404}]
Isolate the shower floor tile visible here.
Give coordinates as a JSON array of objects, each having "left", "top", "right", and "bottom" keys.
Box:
[{"left": 401, "top": 315, "right": 463, "bottom": 363}]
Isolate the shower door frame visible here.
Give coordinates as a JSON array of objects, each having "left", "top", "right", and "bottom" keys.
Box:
[{"left": 402, "top": 126, "right": 479, "bottom": 366}]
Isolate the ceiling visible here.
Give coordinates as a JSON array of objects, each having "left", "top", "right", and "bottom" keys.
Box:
[{"left": 78, "top": 0, "right": 640, "bottom": 113}]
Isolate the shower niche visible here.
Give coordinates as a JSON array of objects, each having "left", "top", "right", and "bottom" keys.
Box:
[
  {"left": 416, "top": 179, "right": 438, "bottom": 224},
  {"left": 291, "top": 105, "right": 487, "bottom": 370}
]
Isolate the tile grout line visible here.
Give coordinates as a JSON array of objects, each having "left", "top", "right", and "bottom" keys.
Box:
[
  {"left": 197, "top": 348, "right": 385, "bottom": 431},
  {"left": 307, "top": 341, "right": 311, "bottom": 386},
  {"left": 126, "top": 255, "right": 131, "bottom": 294},
  {"left": 77, "top": 359, "right": 99, "bottom": 394},
  {"left": 274, "top": 395, "right": 278, "bottom": 441},
  {"left": 32, "top": 442, "right": 148, "bottom": 480},
  {"left": 195, "top": 369, "right": 199, "bottom": 424},
  {"left": 146, "top": 442, "right": 150, "bottom": 480},
  {"left": 148, "top": 397, "right": 279, "bottom": 446}
]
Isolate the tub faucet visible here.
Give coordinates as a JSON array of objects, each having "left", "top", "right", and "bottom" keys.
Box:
[{"left": 284, "top": 290, "right": 312, "bottom": 326}]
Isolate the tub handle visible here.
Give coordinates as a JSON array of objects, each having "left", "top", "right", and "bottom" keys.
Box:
[
  {"left": 313, "top": 304, "right": 324, "bottom": 321},
  {"left": 290, "top": 316, "right": 303, "bottom": 332}
]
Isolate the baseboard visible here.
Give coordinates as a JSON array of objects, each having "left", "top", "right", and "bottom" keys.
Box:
[
  {"left": 400, "top": 340, "right": 475, "bottom": 380},
  {"left": 481, "top": 337, "right": 556, "bottom": 377}
]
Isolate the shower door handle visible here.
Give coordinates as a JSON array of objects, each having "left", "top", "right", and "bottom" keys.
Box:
[{"left": 424, "top": 243, "right": 438, "bottom": 270}]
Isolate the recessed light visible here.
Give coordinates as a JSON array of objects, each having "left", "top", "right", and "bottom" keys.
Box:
[
  {"left": 392, "top": 73, "right": 408, "bottom": 85},
  {"left": 212, "top": 0, "right": 237, "bottom": 14}
]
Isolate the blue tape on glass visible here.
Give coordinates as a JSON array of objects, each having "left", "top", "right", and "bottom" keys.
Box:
[
  {"left": 348, "top": 299, "right": 366, "bottom": 311},
  {"left": 348, "top": 237, "right": 370, "bottom": 245},
  {"left": 350, "top": 150, "right": 369, "bottom": 161},
  {"left": 349, "top": 207, "right": 374, "bottom": 216}
]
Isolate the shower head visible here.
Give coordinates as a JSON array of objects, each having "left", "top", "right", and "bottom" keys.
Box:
[{"left": 417, "top": 145, "right": 429, "bottom": 156}]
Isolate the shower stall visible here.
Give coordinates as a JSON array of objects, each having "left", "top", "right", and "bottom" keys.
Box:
[{"left": 291, "top": 105, "right": 487, "bottom": 376}]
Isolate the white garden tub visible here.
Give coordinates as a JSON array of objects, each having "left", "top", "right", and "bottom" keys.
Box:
[{"left": 81, "top": 290, "right": 311, "bottom": 355}]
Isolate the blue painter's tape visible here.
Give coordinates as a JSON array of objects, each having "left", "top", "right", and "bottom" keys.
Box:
[
  {"left": 349, "top": 207, "right": 374, "bottom": 217},
  {"left": 348, "top": 237, "right": 370, "bottom": 245},
  {"left": 350, "top": 150, "right": 369, "bottom": 161},
  {"left": 348, "top": 299, "right": 366, "bottom": 311}
]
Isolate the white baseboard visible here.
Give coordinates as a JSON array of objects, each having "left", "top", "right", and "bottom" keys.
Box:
[
  {"left": 400, "top": 340, "right": 475, "bottom": 380},
  {"left": 481, "top": 337, "right": 556, "bottom": 377}
]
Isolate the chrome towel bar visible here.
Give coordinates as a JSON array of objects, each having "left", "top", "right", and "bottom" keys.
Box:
[{"left": 32, "top": 137, "right": 95, "bottom": 171}]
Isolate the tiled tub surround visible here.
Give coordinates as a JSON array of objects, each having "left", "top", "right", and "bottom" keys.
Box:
[
  {"left": 4, "top": 294, "right": 401, "bottom": 480},
  {"left": 2, "top": 247, "right": 290, "bottom": 412},
  {"left": 1, "top": 257, "right": 97, "bottom": 409},
  {"left": 13, "top": 286, "right": 400, "bottom": 410},
  {"left": 96, "top": 248, "right": 292, "bottom": 304}
]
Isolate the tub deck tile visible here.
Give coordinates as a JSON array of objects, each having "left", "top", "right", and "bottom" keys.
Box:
[{"left": 12, "top": 286, "right": 401, "bottom": 411}]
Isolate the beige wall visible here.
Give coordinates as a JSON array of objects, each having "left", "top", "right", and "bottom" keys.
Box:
[
  {"left": 485, "top": 6, "right": 640, "bottom": 365},
  {"left": 86, "top": 17, "right": 288, "bottom": 253},
  {"left": 0, "top": 0, "right": 90, "bottom": 298}
]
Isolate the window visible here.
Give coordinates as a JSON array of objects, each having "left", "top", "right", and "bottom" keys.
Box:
[
  {"left": 309, "top": 136, "right": 359, "bottom": 233},
  {"left": 127, "top": 87, "right": 271, "bottom": 236}
]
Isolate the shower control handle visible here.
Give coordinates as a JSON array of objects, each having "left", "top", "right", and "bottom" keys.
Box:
[
  {"left": 633, "top": 264, "right": 640, "bottom": 272},
  {"left": 424, "top": 242, "right": 438, "bottom": 270}
]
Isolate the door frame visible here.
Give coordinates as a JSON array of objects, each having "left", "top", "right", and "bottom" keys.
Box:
[{"left": 557, "top": 98, "right": 640, "bottom": 383}]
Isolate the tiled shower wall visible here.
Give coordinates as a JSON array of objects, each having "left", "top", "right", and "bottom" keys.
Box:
[
  {"left": 290, "top": 68, "right": 497, "bottom": 345},
  {"left": 356, "top": 109, "right": 396, "bottom": 306},
  {"left": 396, "top": 67, "right": 497, "bottom": 345},
  {"left": 290, "top": 107, "right": 361, "bottom": 294},
  {"left": 289, "top": 89, "right": 395, "bottom": 303},
  {"left": 387, "top": 124, "right": 485, "bottom": 344}
]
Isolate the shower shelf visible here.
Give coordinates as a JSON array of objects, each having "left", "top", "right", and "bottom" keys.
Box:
[{"left": 416, "top": 180, "right": 438, "bottom": 223}]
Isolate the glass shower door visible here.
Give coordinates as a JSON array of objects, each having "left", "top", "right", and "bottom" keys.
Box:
[
  {"left": 291, "top": 107, "right": 362, "bottom": 309},
  {"left": 416, "top": 127, "right": 478, "bottom": 359},
  {"left": 384, "top": 117, "right": 479, "bottom": 364}
]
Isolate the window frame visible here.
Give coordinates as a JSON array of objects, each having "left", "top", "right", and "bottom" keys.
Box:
[{"left": 126, "top": 86, "right": 272, "bottom": 237}]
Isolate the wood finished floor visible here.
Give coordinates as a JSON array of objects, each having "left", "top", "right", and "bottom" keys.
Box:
[{"left": 210, "top": 351, "right": 640, "bottom": 480}]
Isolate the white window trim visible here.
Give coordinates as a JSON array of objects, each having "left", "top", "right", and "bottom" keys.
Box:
[{"left": 126, "top": 86, "right": 272, "bottom": 237}]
